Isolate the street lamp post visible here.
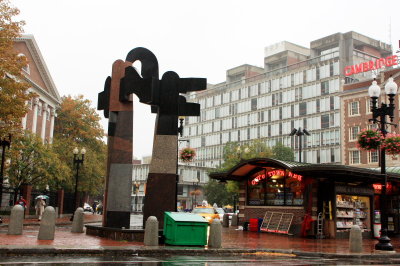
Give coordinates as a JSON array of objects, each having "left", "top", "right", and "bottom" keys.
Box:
[
  {"left": 72, "top": 147, "right": 86, "bottom": 213},
  {"left": 192, "top": 177, "right": 199, "bottom": 209},
  {"left": 0, "top": 134, "right": 11, "bottom": 207},
  {"left": 369, "top": 76, "right": 398, "bottom": 251},
  {"left": 289, "top": 128, "right": 310, "bottom": 163}
]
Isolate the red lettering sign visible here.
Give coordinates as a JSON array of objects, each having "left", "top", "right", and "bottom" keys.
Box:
[
  {"left": 250, "top": 170, "right": 303, "bottom": 185},
  {"left": 344, "top": 55, "right": 398, "bottom": 76}
]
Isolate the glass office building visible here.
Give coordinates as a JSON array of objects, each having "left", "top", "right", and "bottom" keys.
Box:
[{"left": 183, "top": 31, "right": 393, "bottom": 168}]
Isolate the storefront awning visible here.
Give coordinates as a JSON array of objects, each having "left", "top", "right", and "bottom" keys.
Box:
[{"left": 209, "top": 158, "right": 400, "bottom": 184}]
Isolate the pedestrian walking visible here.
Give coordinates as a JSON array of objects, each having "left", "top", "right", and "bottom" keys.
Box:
[
  {"left": 35, "top": 198, "right": 46, "bottom": 221},
  {"left": 16, "top": 196, "right": 27, "bottom": 218},
  {"left": 97, "top": 202, "right": 103, "bottom": 215},
  {"left": 92, "top": 202, "right": 97, "bottom": 214}
]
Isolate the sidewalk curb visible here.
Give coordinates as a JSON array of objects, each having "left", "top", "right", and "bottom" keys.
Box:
[{"left": 0, "top": 246, "right": 398, "bottom": 259}]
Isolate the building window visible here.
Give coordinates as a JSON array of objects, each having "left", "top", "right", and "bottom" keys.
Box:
[
  {"left": 349, "top": 150, "right": 361, "bottom": 164},
  {"left": 349, "top": 126, "right": 360, "bottom": 141},
  {"left": 368, "top": 150, "right": 379, "bottom": 163},
  {"left": 321, "top": 114, "right": 329, "bottom": 128},
  {"left": 251, "top": 98, "right": 257, "bottom": 111},
  {"left": 247, "top": 169, "right": 303, "bottom": 206},
  {"left": 349, "top": 101, "right": 360, "bottom": 116},
  {"left": 299, "top": 102, "right": 307, "bottom": 115},
  {"left": 368, "top": 123, "right": 379, "bottom": 130},
  {"left": 321, "top": 81, "right": 329, "bottom": 95}
]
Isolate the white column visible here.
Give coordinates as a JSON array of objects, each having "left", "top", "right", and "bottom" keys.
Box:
[
  {"left": 31, "top": 98, "right": 39, "bottom": 134},
  {"left": 40, "top": 103, "right": 47, "bottom": 142},
  {"left": 21, "top": 114, "right": 27, "bottom": 130},
  {"left": 49, "top": 108, "right": 56, "bottom": 144}
]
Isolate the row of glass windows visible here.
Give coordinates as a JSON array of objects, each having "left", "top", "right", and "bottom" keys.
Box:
[
  {"left": 199, "top": 90, "right": 341, "bottom": 123},
  {"left": 186, "top": 110, "right": 340, "bottom": 139},
  {"left": 192, "top": 142, "right": 341, "bottom": 166},
  {"left": 191, "top": 128, "right": 340, "bottom": 157},
  {"left": 189, "top": 126, "right": 341, "bottom": 149},
  {"left": 349, "top": 150, "right": 379, "bottom": 165},
  {"left": 132, "top": 166, "right": 209, "bottom": 183},
  {"left": 198, "top": 74, "right": 341, "bottom": 110}
]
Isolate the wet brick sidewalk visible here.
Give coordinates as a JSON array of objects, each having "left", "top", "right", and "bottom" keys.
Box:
[{"left": 0, "top": 214, "right": 400, "bottom": 257}]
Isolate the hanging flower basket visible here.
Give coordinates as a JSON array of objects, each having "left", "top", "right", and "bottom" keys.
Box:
[
  {"left": 357, "top": 129, "right": 383, "bottom": 151},
  {"left": 382, "top": 133, "right": 400, "bottom": 156},
  {"left": 179, "top": 147, "right": 196, "bottom": 162}
]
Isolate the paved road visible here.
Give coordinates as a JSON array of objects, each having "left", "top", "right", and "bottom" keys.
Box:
[{"left": 1, "top": 254, "right": 400, "bottom": 265}]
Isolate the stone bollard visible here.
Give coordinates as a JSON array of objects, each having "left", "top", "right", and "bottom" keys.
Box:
[
  {"left": 208, "top": 219, "right": 222, "bottom": 248},
  {"left": 71, "top": 208, "right": 84, "bottom": 233},
  {"left": 8, "top": 205, "right": 24, "bottom": 235},
  {"left": 231, "top": 214, "right": 238, "bottom": 226},
  {"left": 349, "top": 225, "right": 363, "bottom": 253},
  {"left": 222, "top": 213, "right": 229, "bottom": 227},
  {"left": 38, "top": 206, "right": 56, "bottom": 240},
  {"left": 144, "top": 216, "right": 159, "bottom": 246}
]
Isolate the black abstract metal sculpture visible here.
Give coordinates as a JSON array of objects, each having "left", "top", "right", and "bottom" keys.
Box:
[{"left": 98, "top": 47, "right": 206, "bottom": 228}]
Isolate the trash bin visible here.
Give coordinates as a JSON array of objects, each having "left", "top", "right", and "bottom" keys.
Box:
[
  {"left": 249, "top": 218, "right": 259, "bottom": 232},
  {"left": 163, "top": 212, "right": 208, "bottom": 246}
]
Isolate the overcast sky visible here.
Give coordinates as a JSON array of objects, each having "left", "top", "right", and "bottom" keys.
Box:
[{"left": 12, "top": 0, "right": 400, "bottom": 159}]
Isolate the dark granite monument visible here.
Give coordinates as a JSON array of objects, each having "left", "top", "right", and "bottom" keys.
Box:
[{"left": 98, "top": 47, "right": 206, "bottom": 230}]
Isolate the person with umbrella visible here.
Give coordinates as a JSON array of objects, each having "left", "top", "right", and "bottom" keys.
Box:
[{"left": 35, "top": 195, "right": 48, "bottom": 221}]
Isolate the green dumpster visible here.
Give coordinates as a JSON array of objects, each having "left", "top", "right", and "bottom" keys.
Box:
[{"left": 163, "top": 211, "right": 208, "bottom": 246}]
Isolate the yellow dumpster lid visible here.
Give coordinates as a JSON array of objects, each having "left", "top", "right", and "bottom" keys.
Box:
[{"left": 165, "top": 212, "right": 208, "bottom": 223}]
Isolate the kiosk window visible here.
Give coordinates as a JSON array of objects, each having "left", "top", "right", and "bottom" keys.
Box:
[{"left": 247, "top": 169, "right": 303, "bottom": 206}]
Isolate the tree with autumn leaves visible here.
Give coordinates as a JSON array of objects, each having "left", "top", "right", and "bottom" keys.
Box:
[
  {"left": 7, "top": 132, "right": 70, "bottom": 201},
  {"left": 53, "top": 95, "right": 106, "bottom": 197},
  {"left": 0, "top": 0, "right": 34, "bottom": 137}
]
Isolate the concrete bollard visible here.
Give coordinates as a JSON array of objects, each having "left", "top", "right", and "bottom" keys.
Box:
[
  {"left": 349, "top": 225, "right": 363, "bottom": 253},
  {"left": 231, "top": 214, "right": 238, "bottom": 226},
  {"left": 38, "top": 206, "right": 56, "bottom": 240},
  {"left": 71, "top": 207, "right": 84, "bottom": 233},
  {"left": 8, "top": 205, "right": 24, "bottom": 235},
  {"left": 144, "top": 216, "right": 158, "bottom": 246},
  {"left": 222, "top": 213, "right": 229, "bottom": 227},
  {"left": 208, "top": 219, "right": 222, "bottom": 248}
]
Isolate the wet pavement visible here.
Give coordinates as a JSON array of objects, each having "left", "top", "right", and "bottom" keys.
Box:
[{"left": 1, "top": 213, "right": 400, "bottom": 259}]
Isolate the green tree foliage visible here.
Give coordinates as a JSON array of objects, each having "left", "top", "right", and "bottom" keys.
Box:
[
  {"left": 206, "top": 140, "right": 294, "bottom": 205},
  {"left": 217, "top": 140, "right": 273, "bottom": 172},
  {"left": 53, "top": 95, "right": 106, "bottom": 196},
  {"left": 0, "top": 0, "right": 34, "bottom": 136},
  {"left": 7, "top": 131, "right": 70, "bottom": 193},
  {"left": 272, "top": 141, "right": 295, "bottom": 161},
  {"left": 204, "top": 179, "right": 235, "bottom": 207}
]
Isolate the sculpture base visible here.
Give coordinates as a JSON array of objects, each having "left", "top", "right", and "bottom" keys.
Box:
[
  {"left": 143, "top": 173, "right": 178, "bottom": 229},
  {"left": 85, "top": 225, "right": 153, "bottom": 242}
]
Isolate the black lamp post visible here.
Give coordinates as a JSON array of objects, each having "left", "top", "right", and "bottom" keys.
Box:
[
  {"left": 369, "top": 76, "right": 398, "bottom": 251},
  {"left": 289, "top": 127, "right": 310, "bottom": 163},
  {"left": 0, "top": 134, "right": 11, "bottom": 207},
  {"left": 72, "top": 147, "right": 86, "bottom": 212}
]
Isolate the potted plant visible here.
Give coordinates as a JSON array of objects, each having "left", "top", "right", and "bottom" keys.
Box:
[
  {"left": 179, "top": 147, "right": 196, "bottom": 162},
  {"left": 357, "top": 129, "right": 383, "bottom": 151},
  {"left": 382, "top": 133, "right": 400, "bottom": 156}
]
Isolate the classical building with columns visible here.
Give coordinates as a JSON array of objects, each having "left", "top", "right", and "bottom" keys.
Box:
[{"left": 14, "top": 34, "right": 61, "bottom": 143}]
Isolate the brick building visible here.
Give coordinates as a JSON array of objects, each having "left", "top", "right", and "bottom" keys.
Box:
[
  {"left": 341, "top": 68, "right": 400, "bottom": 167},
  {"left": 13, "top": 34, "right": 61, "bottom": 143}
]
